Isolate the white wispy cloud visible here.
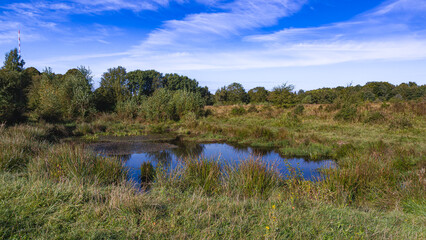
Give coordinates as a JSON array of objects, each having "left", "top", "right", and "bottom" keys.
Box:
[
  {"left": 0, "top": 0, "right": 191, "bottom": 45},
  {"left": 2, "top": 0, "right": 425, "bottom": 88},
  {"left": 136, "top": 0, "right": 307, "bottom": 51},
  {"left": 125, "top": 0, "right": 426, "bottom": 72}
]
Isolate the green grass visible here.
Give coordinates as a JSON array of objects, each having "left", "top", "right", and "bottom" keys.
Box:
[
  {"left": 225, "top": 158, "right": 281, "bottom": 198},
  {"left": 0, "top": 172, "right": 424, "bottom": 239},
  {"left": 0, "top": 102, "right": 425, "bottom": 238}
]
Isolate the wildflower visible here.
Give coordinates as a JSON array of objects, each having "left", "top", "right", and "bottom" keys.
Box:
[
  {"left": 272, "top": 205, "right": 276, "bottom": 209},
  {"left": 292, "top": 206, "right": 295, "bottom": 210},
  {"left": 266, "top": 226, "right": 270, "bottom": 230}
]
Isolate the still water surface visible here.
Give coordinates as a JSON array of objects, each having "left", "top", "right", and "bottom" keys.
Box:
[{"left": 91, "top": 139, "right": 335, "bottom": 185}]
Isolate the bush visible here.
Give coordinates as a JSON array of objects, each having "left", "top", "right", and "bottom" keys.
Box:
[
  {"left": 325, "top": 103, "right": 341, "bottom": 112},
  {"left": 389, "top": 115, "right": 413, "bottom": 129},
  {"left": 280, "top": 113, "right": 301, "bottom": 128},
  {"left": 73, "top": 122, "right": 93, "bottom": 136},
  {"left": 116, "top": 98, "right": 139, "bottom": 119},
  {"left": 364, "top": 111, "right": 386, "bottom": 124},
  {"left": 170, "top": 90, "right": 205, "bottom": 120},
  {"left": 231, "top": 106, "right": 246, "bottom": 116},
  {"left": 140, "top": 89, "right": 205, "bottom": 122},
  {"left": 252, "top": 126, "right": 274, "bottom": 140},
  {"left": 334, "top": 104, "right": 358, "bottom": 122},
  {"left": 247, "top": 105, "right": 258, "bottom": 113},
  {"left": 182, "top": 112, "right": 198, "bottom": 128},
  {"left": 293, "top": 105, "right": 305, "bottom": 115}
]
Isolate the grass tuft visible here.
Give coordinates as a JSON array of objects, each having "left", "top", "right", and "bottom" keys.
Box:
[{"left": 225, "top": 158, "right": 280, "bottom": 198}]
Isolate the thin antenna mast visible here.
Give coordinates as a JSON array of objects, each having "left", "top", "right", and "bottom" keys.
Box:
[{"left": 18, "top": 30, "right": 21, "bottom": 55}]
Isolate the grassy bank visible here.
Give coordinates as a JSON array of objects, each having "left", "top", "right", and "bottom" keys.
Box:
[
  {"left": 1, "top": 171, "right": 424, "bottom": 239},
  {"left": 1, "top": 102, "right": 425, "bottom": 238}
]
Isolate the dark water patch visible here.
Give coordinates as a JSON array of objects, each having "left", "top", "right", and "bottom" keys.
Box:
[{"left": 88, "top": 137, "right": 336, "bottom": 186}]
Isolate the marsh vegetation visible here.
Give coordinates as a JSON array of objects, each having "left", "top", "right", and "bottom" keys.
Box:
[{"left": 1, "top": 49, "right": 425, "bottom": 239}]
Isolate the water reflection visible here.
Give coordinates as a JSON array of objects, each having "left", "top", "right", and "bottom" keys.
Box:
[
  {"left": 170, "top": 140, "right": 205, "bottom": 158},
  {"left": 90, "top": 140, "right": 336, "bottom": 186}
]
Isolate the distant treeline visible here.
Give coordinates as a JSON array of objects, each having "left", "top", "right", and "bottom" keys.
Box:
[
  {"left": 0, "top": 48, "right": 425, "bottom": 123},
  {"left": 215, "top": 81, "right": 426, "bottom": 106}
]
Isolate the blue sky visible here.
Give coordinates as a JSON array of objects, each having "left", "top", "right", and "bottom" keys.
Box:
[{"left": 1, "top": 0, "right": 425, "bottom": 91}]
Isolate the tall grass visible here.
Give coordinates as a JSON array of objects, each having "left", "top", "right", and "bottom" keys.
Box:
[
  {"left": 29, "top": 144, "right": 124, "bottom": 185},
  {"left": 0, "top": 101, "right": 424, "bottom": 238},
  {"left": 0, "top": 124, "right": 48, "bottom": 171},
  {"left": 225, "top": 158, "right": 281, "bottom": 198},
  {"left": 182, "top": 157, "right": 221, "bottom": 195}
]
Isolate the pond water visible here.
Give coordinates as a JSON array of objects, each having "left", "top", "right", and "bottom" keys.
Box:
[{"left": 90, "top": 137, "right": 336, "bottom": 186}]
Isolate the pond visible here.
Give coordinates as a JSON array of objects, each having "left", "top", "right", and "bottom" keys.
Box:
[{"left": 89, "top": 136, "right": 336, "bottom": 186}]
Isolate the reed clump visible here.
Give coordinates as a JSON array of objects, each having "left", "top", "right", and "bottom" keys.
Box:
[
  {"left": 181, "top": 157, "right": 221, "bottom": 195},
  {"left": 0, "top": 124, "right": 48, "bottom": 171},
  {"left": 29, "top": 144, "right": 124, "bottom": 185},
  {"left": 225, "top": 158, "right": 280, "bottom": 198},
  {"left": 140, "top": 161, "right": 156, "bottom": 185}
]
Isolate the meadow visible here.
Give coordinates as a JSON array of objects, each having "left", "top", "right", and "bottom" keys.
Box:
[
  {"left": 1, "top": 51, "right": 425, "bottom": 238},
  {"left": 1, "top": 101, "right": 425, "bottom": 239}
]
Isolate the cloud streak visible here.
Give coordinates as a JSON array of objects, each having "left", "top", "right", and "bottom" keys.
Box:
[
  {"left": 136, "top": 0, "right": 307, "bottom": 51},
  {"left": 124, "top": 0, "right": 426, "bottom": 72}
]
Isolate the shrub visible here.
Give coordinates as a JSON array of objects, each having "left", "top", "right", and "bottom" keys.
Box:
[
  {"left": 252, "top": 126, "right": 274, "bottom": 140},
  {"left": 73, "top": 122, "right": 93, "bottom": 136},
  {"left": 170, "top": 90, "right": 205, "bottom": 120},
  {"left": 325, "top": 103, "right": 341, "bottom": 112},
  {"left": 280, "top": 112, "right": 301, "bottom": 128},
  {"left": 293, "top": 105, "right": 305, "bottom": 115},
  {"left": 116, "top": 98, "right": 139, "bottom": 119},
  {"left": 231, "top": 106, "right": 246, "bottom": 116},
  {"left": 334, "top": 104, "right": 358, "bottom": 122},
  {"left": 389, "top": 115, "right": 413, "bottom": 129},
  {"left": 364, "top": 111, "right": 386, "bottom": 124},
  {"left": 247, "top": 105, "right": 258, "bottom": 113},
  {"left": 140, "top": 89, "right": 205, "bottom": 121},
  {"left": 148, "top": 123, "right": 168, "bottom": 134},
  {"left": 182, "top": 112, "right": 198, "bottom": 128}
]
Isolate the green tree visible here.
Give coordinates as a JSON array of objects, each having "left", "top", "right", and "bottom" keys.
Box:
[
  {"left": 95, "top": 66, "right": 129, "bottom": 111},
  {"left": 248, "top": 87, "right": 269, "bottom": 103},
  {"left": 28, "top": 73, "right": 63, "bottom": 122},
  {"left": 2, "top": 48, "right": 25, "bottom": 72},
  {"left": 163, "top": 73, "right": 199, "bottom": 92},
  {"left": 27, "top": 67, "right": 95, "bottom": 121},
  {"left": 363, "top": 82, "right": 395, "bottom": 101},
  {"left": 268, "top": 83, "right": 297, "bottom": 107},
  {"left": 226, "top": 82, "right": 248, "bottom": 104},
  {"left": 127, "top": 70, "right": 162, "bottom": 99},
  {"left": 62, "top": 67, "right": 95, "bottom": 119},
  {"left": 0, "top": 49, "right": 29, "bottom": 122},
  {"left": 214, "top": 86, "right": 228, "bottom": 104}
]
